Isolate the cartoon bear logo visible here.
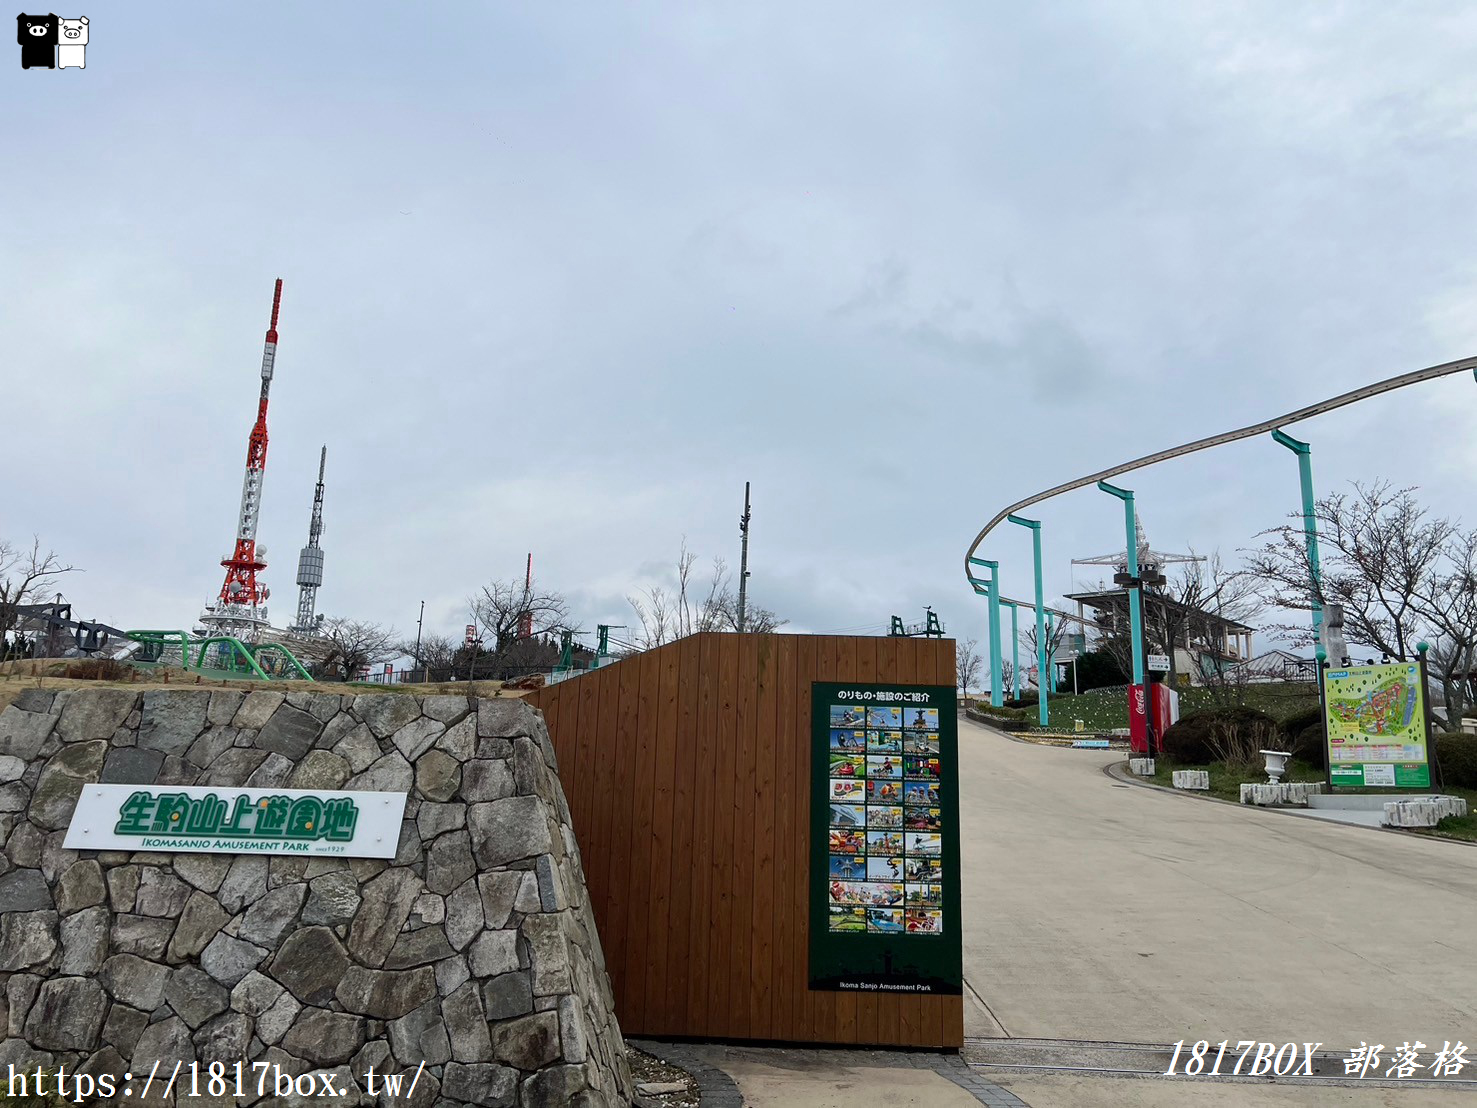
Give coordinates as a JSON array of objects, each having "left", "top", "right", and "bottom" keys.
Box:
[
  {"left": 57, "top": 15, "right": 85, "bottom": 68},
  {"left": 17, "top": 12, "right": 58, "bottom": 70}
]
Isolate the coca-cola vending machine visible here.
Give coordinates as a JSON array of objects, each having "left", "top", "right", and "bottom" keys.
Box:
[{"left": 1129, "top": 682, "right": 1179, "bottom": 754}]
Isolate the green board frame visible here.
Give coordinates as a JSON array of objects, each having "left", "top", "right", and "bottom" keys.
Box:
[
  {"left": 1321, "top": 658, "right": 1432, "bottom": 789},
  {"left": 809, "top": 681, "right": 962, "bottom": 995}
]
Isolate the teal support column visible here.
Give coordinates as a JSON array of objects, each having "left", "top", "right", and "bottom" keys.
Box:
[
  {"left": 1003, "top": 600, "right": 1020, "bottom": 700},
  {"left": 1271, "top": 430, "right": 1325, "bottom": 644},
  {"left": 969, "top": 557, "right": 1003, "bottom": 706},
  {"left": 1007, "top": 514, "right": 1050, "bottom": 726},
  {"left": 1046, "top": 612, "right": 1057, "bottom": 694},
  {"left": 1097, "top": 481, "right": 1145, "bottom": 688}
]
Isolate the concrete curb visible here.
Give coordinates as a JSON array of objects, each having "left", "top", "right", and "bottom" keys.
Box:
[
  {"left": 1104, "top": 759, "right": 1477, "bottom": 849},
  {"left": 634, "top": 1040, "right": 1030, "bottom": 1107}
]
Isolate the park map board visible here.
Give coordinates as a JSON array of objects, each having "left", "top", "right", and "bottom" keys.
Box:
[
  {"left": 1323, "top": 660, "right": 1431, "bottom": 788},
  {"left": 809, "top": 682, "right": 962, "bottom": 995}
]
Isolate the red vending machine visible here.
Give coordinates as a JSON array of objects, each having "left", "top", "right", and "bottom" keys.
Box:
[{"left": 1129, "top": 681, "right": 1179, "bottom": 754}]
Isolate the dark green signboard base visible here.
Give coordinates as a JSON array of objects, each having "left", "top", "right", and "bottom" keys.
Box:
[{"left": 809, "top": 682, "right": 962, "bottom": 995}]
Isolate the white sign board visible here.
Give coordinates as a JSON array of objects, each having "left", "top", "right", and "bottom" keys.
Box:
[
  {"left": 1147, "top": 654, "right": 1171, "bottom": 673},
  {"left": 63, "top": 784, "right": 407, "bottom": 858}
]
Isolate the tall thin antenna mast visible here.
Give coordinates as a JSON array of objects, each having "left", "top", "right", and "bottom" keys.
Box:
[
  {"left": 736, "top": 482, "right": 752, "bottom": 633},
  {"left": 291, "top": 445, "right": 328, "bottom": 635}
]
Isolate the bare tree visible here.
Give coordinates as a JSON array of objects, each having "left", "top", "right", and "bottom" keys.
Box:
[
  {"left": 1416, "top": 525, "right": 1477, "bottom": 729},
  {"left": 469, "top": 577, "right": 576, "bottom": 674},
  {"left": 0, "top": 536, "right": 77, "bottom": 649},
  {"left": 1244, "top": 481, "right": 1450, "bottom": 661},
  {"left": 1023, "top": 611, "right": 1077, "bottom": 692},
  {"left": 1080, "top": 552, "right": 1259, "bottom": 690},
  {"left": 396, "top": 632, "right": 458, "bottom": 682},
  {"left": 319, "top": 619, "right": 399, "bottom": 681},
  {"left": 628, "top": 539, "right": 786, "bottom": 648},
  {"left": 956, "top": 638, "right": 982, "bottom": 698}
]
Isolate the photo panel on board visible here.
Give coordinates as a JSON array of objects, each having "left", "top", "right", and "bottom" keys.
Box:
[
  {"left": 866, "top": 706, "right": 902, "bottom": 729},
  {"left": 906, "top": 881, "right": 943, "bottom": 907},
  {"left": 903, "top": 780, "right": 939, "bottom": 807},
  {"left": 830, "top": 778, "right": 865, "bottom": 803},
  {"left": 867, "top": 779, "right": 903, "bottom": 805},
  {"left": 906, "top": 832, "right": 942, "bottom": 857},
  {"left": 904, "top": 806, "right": 942, "bottom": 830},
  {"left": 828, "top": 905, "right": 867, "bottom": 933},
  {"left": 866, "top": 855, "right": 905, "bottom": 882},
  {"left": 904, "top": 755, "right": 941, "bottom": 780},
  {"left": 905, "top": 707, "right": 940, "bottom": 731},
  {"left": 866, "top": 804, "right": 904, "bottom": 828},
  {"left": 905, "top": 908, "right": 943, "bottom": 934},
  {"left": 867, "top": 907, "right": 905, "bottom": 933},
  {"left": 868, "top": 730, "right": 903, "bottom": 753},
  {"left": 867, "top": 754, "right": 902, "bottom": 780},
  {"left": 828, "top": 827, "right": 866, "bottom": 854},
  {"left": 866, "top": 829, "right": 904, "bottom": 854}
]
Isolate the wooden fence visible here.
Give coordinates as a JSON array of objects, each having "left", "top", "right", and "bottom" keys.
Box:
[{"left": 527, "top": 632, "right": 962, "bottom": 1048}]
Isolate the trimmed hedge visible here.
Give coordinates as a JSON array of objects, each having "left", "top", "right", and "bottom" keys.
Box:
[
  {"left": 1161, "top": 707, "right": 1282, "bottom": 765},
  {"left": 1436, "top": 732, "right": 1477, "bottom": 789}
]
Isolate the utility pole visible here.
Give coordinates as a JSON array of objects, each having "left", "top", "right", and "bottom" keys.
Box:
[
  {"left": 413, "top": 600, "right": 425, "bottom": 682},
  {"left": 736, "top": 481, "right": 752, "bottom": 633}
]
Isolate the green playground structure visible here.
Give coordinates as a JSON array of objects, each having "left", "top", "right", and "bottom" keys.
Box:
[{"left": 125, "top": 631, "right": 315, "bottom": 682}]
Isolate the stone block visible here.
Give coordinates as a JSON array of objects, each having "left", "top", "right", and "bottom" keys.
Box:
[
  {"left": 468, "top": 795, "right": 553, "bottom": 867},
  {"left": 1128, "top": 757, "right": 1155, "bottom": 777},
  {"left": 1171, "top": 770, "right": 1209, "bottom": 791},
  {"left": 23, "top": 977, "right": 106, "bottom": 1051}
]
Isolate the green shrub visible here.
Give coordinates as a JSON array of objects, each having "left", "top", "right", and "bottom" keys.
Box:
[
  {"left": 1278, "top": 706, "right": 1328, "bottom": 770},
  {"left": 1162, "top": 707, "right": 1282, "bottom": 766},
  {"left": 1436, "top": 732, "right": 1477, "bottom": 789},
  {"left": 967, "top": 704, "right": 1027, "bottom": 725},
  {"left": 1290, "top": 723, "right": 1327, "bottom": 770},
  {"left": 1004, "top": 691, "right": 1039, "bottom": 708},
  {"left": 1281, "top": 705, "right": 1324, "bottom": 736}
]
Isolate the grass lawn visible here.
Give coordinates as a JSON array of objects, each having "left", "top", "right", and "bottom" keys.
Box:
[
  {"left": 1150, "top": 756, "right": 1477, "bottom": 842},
  {"left": 1027, "top": 681, "right": 1321, "bottom": 732}
]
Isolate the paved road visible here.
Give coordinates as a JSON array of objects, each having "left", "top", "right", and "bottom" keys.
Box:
[{"left": 958, "top": 716, "right": 1477, "bottom": 1048}]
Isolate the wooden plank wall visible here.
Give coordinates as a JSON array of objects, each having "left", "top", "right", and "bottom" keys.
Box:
[{"left": 527, "top": 632, "right": 962, "bottom": 1048}]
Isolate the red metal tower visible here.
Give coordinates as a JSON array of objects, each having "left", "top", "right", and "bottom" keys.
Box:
[
  {"left": 519, "top": 553, "right": 534, "bottom": 639},
  {"left": 208, "top": 279, "right": 282, "bottom": 634}
]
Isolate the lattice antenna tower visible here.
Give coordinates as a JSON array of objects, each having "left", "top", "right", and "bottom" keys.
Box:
[
  {"left": 291, "top": 445, "right": 328, "bottom": 636},
  {"left": 200, "top": 279, "right": 284, "bottom": 641}
]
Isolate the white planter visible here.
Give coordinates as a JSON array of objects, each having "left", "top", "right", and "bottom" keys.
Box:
[
  {"left": 1260, "top": 749, "right": 1292, "bottom": 784},
  {"left": 1383, "top": 796, "right": 1470, "bottom": 828},
  {"left": 1172, "top": 770, "right": 1209, "bottom": 791},
  {"left": 1240, "top": 781, "right": 1327, "bottom": 807}
]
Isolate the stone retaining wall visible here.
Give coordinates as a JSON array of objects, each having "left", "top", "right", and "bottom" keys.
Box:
[{"left": 0, "top": 687, "right": 634, "bottom": 1107}]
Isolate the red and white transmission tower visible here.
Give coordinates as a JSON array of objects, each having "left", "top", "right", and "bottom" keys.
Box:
[
  {"left": 519, "top": 552, "right": 534, "bottom": 640},
  {"left": 200, "top": 279, "right": 284, "bottom": 641}
]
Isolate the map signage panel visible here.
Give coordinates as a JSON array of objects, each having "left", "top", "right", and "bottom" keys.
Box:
[
  {"left": 1322, "top": 661, "right": 1431, "bottom": 789},
  {"left": 809, "top": 682, "right": 962, "bottom": 995},
  {"left": 63, "top": 784, "right": 407, "bottom": 858}
]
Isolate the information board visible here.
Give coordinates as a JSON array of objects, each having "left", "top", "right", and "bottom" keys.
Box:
[
  {"left": 809, "top": 682, "right": 961, "bottom": 994},
  {"left": 1323, "top": 660, "right": 1431, "bottom": 788}
]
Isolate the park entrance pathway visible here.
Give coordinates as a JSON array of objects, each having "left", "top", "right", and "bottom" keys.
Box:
[{"left": 958, "top": 715, "right": 1477, "bottom": 1048}]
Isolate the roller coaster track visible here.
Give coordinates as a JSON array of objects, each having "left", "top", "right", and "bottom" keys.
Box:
[{"left": 964, "top": 353, "right": 1477, "bottom": 606}]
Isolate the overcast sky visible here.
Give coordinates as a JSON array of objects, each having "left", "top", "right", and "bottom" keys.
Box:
[{"left": 6, "top": 2, "right": 1477, "bottom": 656}]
